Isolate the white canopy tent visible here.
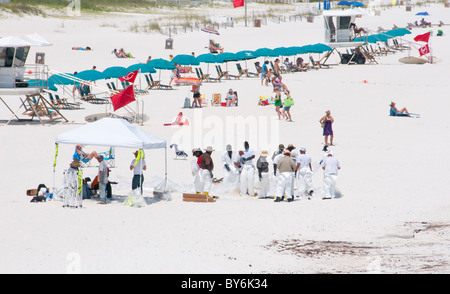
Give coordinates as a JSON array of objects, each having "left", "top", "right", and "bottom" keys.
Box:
[
  {"left": 0, "top": 33, "right": 52, "bottom": 47},
  {"left": 54, "top": 117, "right": 168, "bottom": 195}
]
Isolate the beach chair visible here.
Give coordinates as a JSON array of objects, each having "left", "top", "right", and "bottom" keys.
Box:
[
  {"left": 195, "top": 68, "right": 204, "bottom": 82},
  {"left": 170, "top": 144, "right": 188, "bottom": 160},
  {"left": 200, "top": 93, "right": 207, "bottom": 107},
  {"left": 144, "top": 74, "right": 156, "bottom": 90},
  {"left": 81, "top": 85, "right": 110, "bottom": 104},
  {"left": 218, "top": 65, "right": 239, "bottom": 80},
  {"left": 147, "top": 74, "right": 172, "bottom": 90},
  {"left": 309, "top": 56, "right": 322, "bottom": 69},
  {"left": 199, "top": 68, "right": 219, "bottom": 82},
  {"left": 236, "top": 63, "right": 259, "bottom": 78},
  {"left": 48, "top": 92, "right": 79, "bottom": 110},
  {"left": 211, "top": 93, "right": 221, "bottom": 106},
  {"left": 215, "top": 65, "right": 225, "bottom": 80},
  {"left": 98, "top": 147, "right": 116, "bottom": 168},
  {"left": 235, "top": 63, "right": 246, "bottom": 78}
]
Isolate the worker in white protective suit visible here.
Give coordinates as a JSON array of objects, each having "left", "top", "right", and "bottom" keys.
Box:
[
  {"left": 222, "top": 144, "right": 240, "bottom": 190},
  {"left": 274, "top": 150, "right": 296, "bottom": 202},
  {"left": 321, "top": 150, "right": 341, "bottom": 200},
  {"left": 239, "top": 141, "right": 256, "bottom": 197},
  {"left": 199, "top": 146, "right": 215, "bottom": 196},
  {"left": 297, "top": 147, "right": 314, "bottom": 198},
  {"left": 256, "top": 150, "right": 270, "bottom": 198},
  {"left": 270, "top": 149, "right": 285, "bottom": 196},
  {"left": 191, "top": 148, "right": 203, "bottom": 193}
]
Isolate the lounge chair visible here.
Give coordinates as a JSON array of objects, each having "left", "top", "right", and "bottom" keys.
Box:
[
  {"left": 48, "top": 92, "right": 80, "bottom": 110},
  {"left": 211, "top": 93, "right": 222, "bottom": 106},
  {"left": 215, "top": 65, "right": 225, "bottom": 80},
  {"left": 170, "top": 144, "right": 188, "bottom": 160},
  {"left": 197, "top": 68, "right": 219, "bottom": 83},
  {"left": 147, "top": 74, "right": 172, "bottom": 90},
  {"left": 217, "top": 65, "right": 240, "bottom": 80},
  {"left": 80, "top": 85, "right": 110, "bottom": 104},
  {"left": 236, "top": 63, "right": 259, "bottom": 78},
  {"left": 309, "top": 56, "right": 321, "bottom": 69},
  {"left": 98, "top": 147, "right": 116, "bottom": 168}
]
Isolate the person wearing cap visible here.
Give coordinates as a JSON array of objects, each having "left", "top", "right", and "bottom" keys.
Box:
[
  {"left": 256, "top": 150, "right": 270, "bottom": 198},
  {"left": 286, "top": 144, "right": 300, "bottom": 192},
  {"left": 225, "top": 89, "right": 237, "bottom": 107},
  {"left": 321, "top": 150, "right": 341, "bottom": 200},
  {"left": 199, "top": 146, "right": 215, "bottom": 196},
  {"left": 130, "top": 150, "right": 146, "bottom": 195},
  {"left": 239, "top": 141, "right": 256, "bottom": 197},
  {"left": 222, "top": 144, "right": 240, "bottom": 189},
  {"left": 191, "top": 148, "right": 203, "bottom": 194},
  {"left": 297, "top": 147, "right": 314, "bottom": 198},
  {"left": 97, "top": 155, "right": 109, "bottom": 204},
  {"left": 274, "top": 150, "right": 297, "bottom": 202},
  {"left": 272, "top": 144, "right": 285, "bottom": 161}
]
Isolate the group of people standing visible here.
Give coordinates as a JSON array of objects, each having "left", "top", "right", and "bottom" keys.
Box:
[{"left": 190, "top": 141, "right": 341, "bottom": 201}]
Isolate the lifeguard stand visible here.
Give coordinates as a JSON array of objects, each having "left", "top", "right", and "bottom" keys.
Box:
[
  {"left": 322, "top": 9, "right": 371, "bottom": 65},
  {"left": 0, "top": 33, "right": 67, "bottom": 125}
]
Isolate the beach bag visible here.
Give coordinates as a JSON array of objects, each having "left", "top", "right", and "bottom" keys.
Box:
[
  {"left": 284, "top": 97, "right": 294, "bottom": 107},
  {"left": 183, "top": 97, "right": 191, "bottom": 108},
  {"left": 321, "top": 120, "right": 326, "bottom": 128}
]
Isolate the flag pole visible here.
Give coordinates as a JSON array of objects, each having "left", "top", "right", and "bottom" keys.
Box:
[{"left": 245, "top": 0, "right": 247, "bottom": 27}]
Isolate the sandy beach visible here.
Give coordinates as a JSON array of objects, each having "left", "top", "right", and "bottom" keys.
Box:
[{"left": 0, "top": 2, "right": 450, "bottom": 274}]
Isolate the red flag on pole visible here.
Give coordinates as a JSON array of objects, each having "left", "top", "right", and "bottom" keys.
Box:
[
  {"left": 418, "top": 44, "right": 430, "bottom": 56},
  {"left": 232, "top": 0, "right": 244, "bottom": 8},
  {"left": 119, "top": 70, "right": 138, "bottom": 84},
  {"left": 110, "top": 85, "right": 135, "bottom": 111},
  {"left": 414, "top": 32, "right": 431, "bottom": 43}
]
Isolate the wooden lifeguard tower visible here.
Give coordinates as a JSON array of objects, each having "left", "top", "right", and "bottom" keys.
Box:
[{"left": 0, "top": 33, "right": 67, "bottom": 125}]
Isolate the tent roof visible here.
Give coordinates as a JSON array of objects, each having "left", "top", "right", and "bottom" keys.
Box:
[
  {"left": 55, "top": 117, "right": 166, "bottom": 149},
  {"left": 0, "top": 33, "right": 52, "bottom": 47}
]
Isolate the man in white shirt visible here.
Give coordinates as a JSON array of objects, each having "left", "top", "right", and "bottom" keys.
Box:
[
  {"left": 240, "top": 141, "right": 256, "bottom": 197},
  {"left": 130, "top": 150, "right": 147, "bottom": 195},
  {"left": 321, "top": 150, "right": 341, "bottom": 199},
  {"left": 297, "top": 147, "right": 314, "bottom": 198},
  {"left": 98, "top": 155, "right": 109, "bottom": 204}
]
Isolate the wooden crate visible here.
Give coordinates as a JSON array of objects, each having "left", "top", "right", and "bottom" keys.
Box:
[
  {"left": 26, "top": 189, "right": 37, "bottom": 196},
  {"left": 183, "top": 193, "right": 216, "bottom": 203}
]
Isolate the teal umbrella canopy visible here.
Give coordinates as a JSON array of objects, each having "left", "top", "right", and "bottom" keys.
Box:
[
  {"left": 76, "top": 70, "right": 104, "bottom": 81},
  {"left": 289, "top": 46, "right": 307, "bottom": 55},
  {"left": 171, "top": 54, "right": 200, "bottom": 66},
  {"left": 309, "top": 43, "right": 333, "bottom": 53},
  {"left": 235, "top": 50, "right": 257, "bottom": 60},
  {"left": 49, "top": 73, "right": 78, "bottom": 85},
  {"left": 147, "top": 58, "right": 176, "bottom": 70},
  {"left": 216, "top": 52, "right": 239, "bottom": 62},
  {"left": 254, "top": 47, "right": 278, "bottom": 57},
  {"left": 102, "top": 66, "right": 128, "bottom": 79},
  {"left": 384, "top": 28, "right": 411, "bottom": 37},
  {"left": 127, "top": 63, "right": 156, "bottom": 74},
  {"left": 273, "top": 46, "right": 300, "bottom": 56},
  {"left": 196, "top": 53, "right": 223, "bottom": 63}
]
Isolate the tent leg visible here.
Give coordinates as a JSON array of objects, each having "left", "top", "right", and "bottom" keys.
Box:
[{"left": 164, "top": 146, "right": 168, "bottom": 192}]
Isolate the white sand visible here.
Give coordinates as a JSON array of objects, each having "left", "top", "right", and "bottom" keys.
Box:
[{"left": 1, "top": 3, "right": 450, "bottom": 274}]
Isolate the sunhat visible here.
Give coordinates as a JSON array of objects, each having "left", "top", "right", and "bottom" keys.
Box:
[
  {"left": 205, "top": 146, "right": 215, "bottom": 152},
  {"left": 70, "top": 160, "right": 81, "bottom": 168},
  {"left": 260, "top": 150, "right": 269, "bottom": 157}
]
